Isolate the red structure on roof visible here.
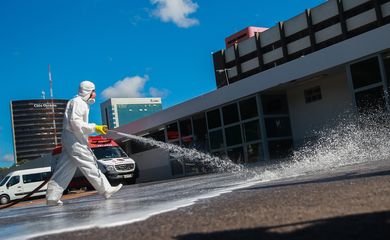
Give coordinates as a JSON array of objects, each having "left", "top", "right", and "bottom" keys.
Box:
[{"left": 225, "top": 26, "right": 268, "bottom": 48}]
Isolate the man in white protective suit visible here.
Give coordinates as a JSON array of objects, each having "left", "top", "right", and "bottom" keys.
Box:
[{"left": 46, "top": 81, "right": 122, "bottom": 206}]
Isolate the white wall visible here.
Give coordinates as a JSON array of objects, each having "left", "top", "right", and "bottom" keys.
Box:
[
  {"left": 130, "top": 148, "right": 173, "bottom": 182},
  {"left": 287, "top": 68, "right": 354, "bottom": 146}
]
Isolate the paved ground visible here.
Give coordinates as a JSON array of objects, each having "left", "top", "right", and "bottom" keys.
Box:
[
  {"left": 34, "top": 164, "right": 390, "bottom": 240},
  {"left": 5, "top": 190, "right": 97, "bottom": 209}
]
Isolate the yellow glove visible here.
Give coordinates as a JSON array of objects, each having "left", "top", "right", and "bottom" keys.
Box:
[{"left": 95, "top": 125, "right": 108, "bottom": 135}]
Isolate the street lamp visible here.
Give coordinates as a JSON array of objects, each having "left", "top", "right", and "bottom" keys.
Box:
[{"left": 216, "top": 68, "right": 231, "bottom": 86}]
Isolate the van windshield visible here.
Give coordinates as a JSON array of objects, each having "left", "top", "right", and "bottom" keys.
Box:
[
  {"left": 0, "top": 176, "right": 10, "bottom": 187},
  {"left": 92, "top": 146, "right": 128, "bottom": 160}
]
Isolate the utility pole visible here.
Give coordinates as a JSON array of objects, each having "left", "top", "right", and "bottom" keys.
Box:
[{"left": 48, "top": 64, "right": 58, "bottom": 145}]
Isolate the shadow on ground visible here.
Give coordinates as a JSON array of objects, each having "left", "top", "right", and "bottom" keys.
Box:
[{"left": 175, "top": 210, "right": 390, "bottom": 240}]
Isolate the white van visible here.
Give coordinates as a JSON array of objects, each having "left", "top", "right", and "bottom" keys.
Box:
[{"left": 0, "top": 167, "right": 51, "bottom": 205}]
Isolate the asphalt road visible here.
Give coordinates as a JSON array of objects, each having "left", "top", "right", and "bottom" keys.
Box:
[{"left": 1, "top": 159, "right": 390, "bottom": 240}]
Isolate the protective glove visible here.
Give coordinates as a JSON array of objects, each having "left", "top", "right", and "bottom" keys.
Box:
[{"left": 95, "top": 125, "right": 108, "bottom": 135}]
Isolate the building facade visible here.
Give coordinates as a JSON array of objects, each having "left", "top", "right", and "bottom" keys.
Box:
[
  {"left": 100, "top": 98, "right": 162, "bottom": 129},
  {"left": 106, "top": 0, "right": 390, "bottom": 183},
  {"left": 10, "top": 99, "right": 68, "bottom": 164}
]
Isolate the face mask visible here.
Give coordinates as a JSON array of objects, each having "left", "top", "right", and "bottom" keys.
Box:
[{"left": 87, "top": 98, "right": 96, "bottom": 105}]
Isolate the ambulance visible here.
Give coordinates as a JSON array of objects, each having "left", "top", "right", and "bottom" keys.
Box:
[{"left": 52, "top": 136, "right": 138, "bottom": 188}]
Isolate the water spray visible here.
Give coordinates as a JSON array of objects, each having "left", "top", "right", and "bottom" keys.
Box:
[{"left": 107, "top": 129, "right": 246, "bottom": 174}]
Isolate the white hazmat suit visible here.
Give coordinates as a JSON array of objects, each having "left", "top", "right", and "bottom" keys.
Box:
[{"left": 46, "top": 81, "right": 121, "bottom": 206}]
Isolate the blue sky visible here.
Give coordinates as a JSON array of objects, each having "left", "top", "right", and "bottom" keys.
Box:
[{"left": 0, "top": 0, "right": 325, "bottom": 167}]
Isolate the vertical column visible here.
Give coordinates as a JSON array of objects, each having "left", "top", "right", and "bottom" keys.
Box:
[
  {"left": 212, "top": 50, "right": 228, "bottom": 88},
  {"left": 255, "top": 32, "right": 264, "bottom": 72},
  {"left": 278, "top": 22, "right": 289, "bottom": 63},
  {"left": 305, "top": 9, "right": 317, "bottom": 52},
  {"left": 337, "top": 0, "right": 348, "bottom": 39},
  {"left": 372, "top": 0, "right": 383, "bottom": 26},
  {"left": 234, "top": 43, "right": 242, "bottom": 81}
]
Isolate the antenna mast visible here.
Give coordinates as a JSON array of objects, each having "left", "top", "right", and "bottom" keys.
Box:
[{"left": 48, "top": 64, "right": 58, "bottom": 145}]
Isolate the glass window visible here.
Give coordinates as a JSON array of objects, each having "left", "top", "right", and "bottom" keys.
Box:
[
  {"left": 192, "top": 113, "right": 209, "bottom": 151},
  {"left": 181, "top": 136, "right": 193, "bottom": 148},
  {"left": 239, "top": 97, "right": 258, "bottom": 120},
  {"left": 265, "top": 117, "right": 292, "bottom": 138},
  {"left": 149, "top": 129, "right": 165, "bottom": 142},
  {"left": 167, "top": 122, "right": 179, "bottom": 140},
  {"left": 304, "top": 86, "right": 322, "bottom": 103},
  {"left": 130, "top": 140, "right": 154, "bottom": 154},
  {"left": 225, "top": 125, "right": 242, "bottom": 147},
  {"left": 222, "top": 103, "right": 239, "bottom": 125},
  {"left": 243, "top": 120, "right": 261, "bottom": 142},
  {"left": 355, "top": 86, "right": 386, "bottom": 113},
  {"left": 207, "top": 109, "right": 221, "bottom": 129},
  {"left": 261, "top": 94, "right": 289, "bottom": 115},
  {"left": 268, "top": 139, "right": 293, "bottom": 159},
  {"left": 23, "top": 173, "right": 43, "bottom": 183},
  {"left": 382, "top": 52, "right": 390, "bottom": 92},
  {"left": 7, "top": 176, "right": 20, "bottom": 187},
  {"left": 350, "top": 57, "right": 382, "bottom": 89},
  {"left": 247, "top": 143, "right": 262, "bottom": 163},
  {"left": 209, "top": 130, "right": 224, "bottom": 150},
  {"left": 179, "top": 119, "right": 192, "bottom": 137},
  {"left": 0, "top": 176, "right": 10, "bottom": 187},
  {"left": 92, "top": 146, "right": 128, "bottom": 160},
  {"left": 227, "top": 147, "right": 244, "bottom": 163}
]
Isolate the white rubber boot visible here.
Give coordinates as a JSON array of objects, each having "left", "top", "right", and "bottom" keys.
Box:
[
  {"left": 104, "top": 184, "right": 122, "bottom": 199},
  {"left": 47, "top": 200, "right": 63, "bottom": 206}
]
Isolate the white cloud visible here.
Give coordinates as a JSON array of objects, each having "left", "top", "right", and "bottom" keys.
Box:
[
  {"left": 2, "top": 154, "right": 14, "bottom": 162},
  {"left": 101, "top": 75, "right": 170, "bottom": 99},
  {"left": 149, "top": 87, "right": 170, "bottom": 98},
  {"left": 150, "top": 0, "right": 199, "bottom": 28},
  {"left": 102, "top": 75, "right": 148, "bottom": 99}
]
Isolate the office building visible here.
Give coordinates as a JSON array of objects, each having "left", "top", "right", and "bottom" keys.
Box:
[
  {"left": 10, "top": 99, "right": 68, "bottom": 164},
  {"left": 101, "top": 98, "right": 162, "bottom": 129}
]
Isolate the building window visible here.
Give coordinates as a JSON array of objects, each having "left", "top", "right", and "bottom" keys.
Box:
[
  {"left": 148, "top": 129, "right": 165, "bottom": 142},
  {"left": 207, "top": 109, "right": 221, "bottom": 129},
  {"left": 264, "top": 117, "right": 292, "bottom": 138},
  {"left": 225, "top": 125, "right": 242, "bottom": 147},
  {"left": 227, "top": 147, "right": 244, "bottom": 163},
  {"left": 243, "top": 120, "right": 261, "bottom": 142},
  {"left": 239, "top": 97, "right": 258, "bottom": 120},
  {"left": 246, "top": 143, "right": 262, "bottom": 163},
  {"left": 222, "top": 103, "right": 239, "bottom": 125},
  {"left": 209, "top": 130, "right": 224, "bottom": 150},
  {"left": 261, "top": 94, "right": 289, "bottom": 115},
  {"left": 268, "top": 139, "right": 293, "bottom": 160},
  {"left": 304, "top": 86, "right": 322, "bottom": 103},
  {"left": 167, "top": 122, "right": 179, "bottom": 141},
  {"left": 355, "top": 86, "right": 386, "bottom": 113},
  {"left": 382, "top": 52, "right": 390, "bottom": 93},
  {"left": 179, "top": 119, "right": 192, "bottom": 137},
  {"left": 350, "top": 57, "right": 382, "bottom": 89},
  {"left": 192, "top": 113, "right": 209, "bottom": 151}
]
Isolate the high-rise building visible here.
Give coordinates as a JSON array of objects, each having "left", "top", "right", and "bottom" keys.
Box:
[
  {"left": 10, "top": 99, "right": 68, "bottom": 164},
  {"left": 100, "top": 98, "right": 162, "bottom": 129}
]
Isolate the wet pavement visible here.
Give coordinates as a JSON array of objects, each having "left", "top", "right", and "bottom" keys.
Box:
[{"left": 1, "top": 159, "right": 390, "bottom": 240}]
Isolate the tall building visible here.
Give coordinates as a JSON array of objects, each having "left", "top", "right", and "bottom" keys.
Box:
[
  {"left": 10, "top": 99, "right": 68, "bottom": 164},
  {"left": 100, "top": 98, "right": 162, "bottom": 129},
  {"left": 106, "top": 0, "right": 390, "bottom": 183}
]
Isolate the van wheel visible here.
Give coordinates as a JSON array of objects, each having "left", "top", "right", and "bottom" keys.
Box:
[{"left": 0, "top": 195, "right": 10, "bottom": 205}]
